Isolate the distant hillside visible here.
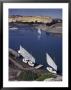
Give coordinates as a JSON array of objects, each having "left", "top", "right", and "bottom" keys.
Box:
[{"left": 9, "top": 15, "right": 53, "bottom": 23}]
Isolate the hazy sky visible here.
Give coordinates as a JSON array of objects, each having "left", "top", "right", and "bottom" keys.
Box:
[{"left": 9, "top": 9, "right": 62, "bottom": 19}]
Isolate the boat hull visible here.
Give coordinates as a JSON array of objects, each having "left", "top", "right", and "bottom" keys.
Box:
[{"left": 46, "top": 67, "right": 57, "bottom": 74}]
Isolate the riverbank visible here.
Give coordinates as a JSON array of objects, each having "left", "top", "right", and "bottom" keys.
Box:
[{"left": 9, "top": 22, "right": 62, "bottom": 34}]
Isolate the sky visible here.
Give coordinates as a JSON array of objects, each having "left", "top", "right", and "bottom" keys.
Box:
[{"left": 9, "top": 9, "right": 62, "bottom": 19}]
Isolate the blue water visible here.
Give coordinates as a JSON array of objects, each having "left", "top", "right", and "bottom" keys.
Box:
[{"left": 9, "top": 24, "right": 62, "bottom": 74}]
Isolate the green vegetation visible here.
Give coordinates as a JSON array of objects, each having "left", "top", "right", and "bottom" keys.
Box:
[
  {"left": 36, "top": 72, "right": 56, "bottom": 81},
  {"left": 17, "top": 70, "right": 38, "bottom": 81},
  {"left": 17, "top": 70, "right": 56, "bottom": 81}
]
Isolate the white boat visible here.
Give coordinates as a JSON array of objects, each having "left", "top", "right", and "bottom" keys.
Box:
[
  {"left": 37, "top": 28, "right": 41, "bottom": 35},
  {"left": 10, "top": 27, "right": 18, "bottom": 30},
  {"left": 28, "top": 61, "right": 34, "bottom": 67},
  {"left": 22, "top": 58, "right": 29, "bottom": 63},
  {"left": 46, "top": 53, "right": 57, "bottom": 74},
  {"left": 18, "top": 45, "right": 35, "bottom": 66}
]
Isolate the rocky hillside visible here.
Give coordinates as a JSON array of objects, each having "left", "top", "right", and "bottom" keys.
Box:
[{"left": 9, "top": 15, "right": 52, "bottom": 23}]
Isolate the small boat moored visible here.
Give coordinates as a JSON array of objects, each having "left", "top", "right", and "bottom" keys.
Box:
[{"left": 46, "top": 53, "right": 57, "bottom": 74}]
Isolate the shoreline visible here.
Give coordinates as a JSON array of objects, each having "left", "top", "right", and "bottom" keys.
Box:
[{"left": 9, "top": 22, "right": 62, "bottom": 34}]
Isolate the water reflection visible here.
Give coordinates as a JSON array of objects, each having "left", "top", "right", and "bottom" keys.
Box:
[
  {"left": 37, "top": 34, "right": 41, "bottom": 39},
  {"left": 37, "top": 28, "right": 42, "bottom": 39},
  {"left": 37, "top": 28, "right": 41, "bottom": 35}
]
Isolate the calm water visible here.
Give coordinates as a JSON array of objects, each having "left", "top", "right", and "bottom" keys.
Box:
[{"left": 9, "top": 24, "right": 62, "bottom": 74}]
